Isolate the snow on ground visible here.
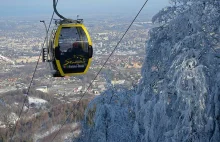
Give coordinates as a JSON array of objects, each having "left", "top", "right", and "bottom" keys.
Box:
[
  {"left": 0, "top": 121, "right": 6, "bottom": 128},
  {"left": 8, "top": 112, "right": 19, "bottom": 124},
  {"left": 28, "top": 96, "right": 47, "bottom": 105},
  {"left": 33, "top": 125, "right": 61, "bottom": 142},
  {"left": 62, "top": 123, "right": 81, "bottom": 141}
]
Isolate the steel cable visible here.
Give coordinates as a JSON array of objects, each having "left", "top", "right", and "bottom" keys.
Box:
[{"left": 9, "top": 1, "right": 59, "bottom": 141}]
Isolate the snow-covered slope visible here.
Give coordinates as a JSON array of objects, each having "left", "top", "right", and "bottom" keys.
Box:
[
  {"left": 77, "top": 0, "right": 220, "bottom": 142},
  {"left": 28, "top": 96, "right": 48, "bottom": 109}
]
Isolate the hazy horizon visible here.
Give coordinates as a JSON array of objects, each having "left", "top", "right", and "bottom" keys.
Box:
[{"left": 0, "top": 0, "right": 170, "bottom": 18}]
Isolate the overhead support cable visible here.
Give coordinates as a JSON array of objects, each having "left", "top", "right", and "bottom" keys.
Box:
[{"left": 9, "top": 0, "right": 59, "bottom": 141}]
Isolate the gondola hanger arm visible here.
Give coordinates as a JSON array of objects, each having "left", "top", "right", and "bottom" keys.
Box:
[{"left": 53, "top": 0, "right": 78, "bottom": 23}]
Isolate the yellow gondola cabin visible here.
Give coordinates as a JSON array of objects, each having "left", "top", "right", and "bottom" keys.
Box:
[{"left": 48, "top": 22, "right": 93, "bottom": 77}]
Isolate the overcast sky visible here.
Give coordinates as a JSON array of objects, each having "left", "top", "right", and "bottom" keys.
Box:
[{"left": 0, "top": 0, "right": 170, "bottom": 17}]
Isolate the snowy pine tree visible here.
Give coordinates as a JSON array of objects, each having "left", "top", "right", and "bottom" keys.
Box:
[
  {"left": 77, "top": 0, "right": 220, "bottom": 141},
  {"left": 135, "top": 0, "right": 220, "bottom": 141},
  {"left": 77, "top": 85, "right": 136, "bottom": 142}
]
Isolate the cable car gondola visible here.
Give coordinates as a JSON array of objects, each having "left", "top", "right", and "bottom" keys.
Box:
[
  {"left": 42, "top": 0, "right": 93, "bottom": 77},
  {"left": 51, "top": 20, "right": 93, "bottom": 77}
]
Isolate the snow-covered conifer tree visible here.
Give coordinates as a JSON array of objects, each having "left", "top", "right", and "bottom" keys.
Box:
[
  {"left": 76, "top": 82, "right": 136, "bottom": 142},
  {"left": 77, "top": 0, "right": 220, "bottom": 142},
  {"left": 134, "top": 0, "right": 220, "bottom": 141}
]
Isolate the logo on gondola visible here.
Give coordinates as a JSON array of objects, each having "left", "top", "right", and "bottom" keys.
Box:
[{"left": 63, "top": 55, "right": 87, "bottom": 68}]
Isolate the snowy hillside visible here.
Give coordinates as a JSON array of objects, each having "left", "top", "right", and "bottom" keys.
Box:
[{"left": 77, "top": 0, "right": 220, "bottom": 142}]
